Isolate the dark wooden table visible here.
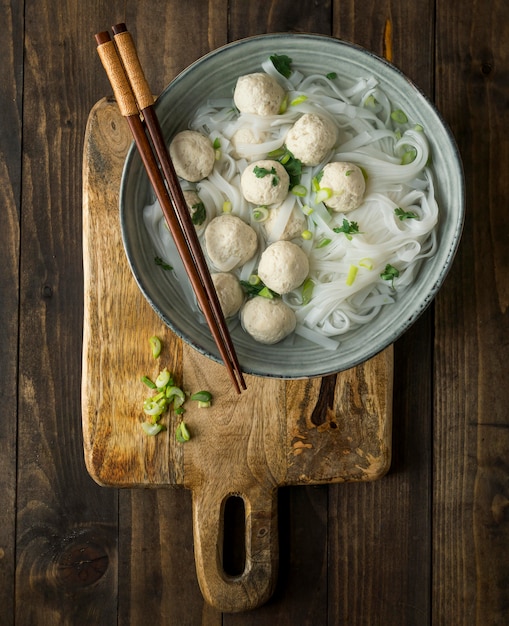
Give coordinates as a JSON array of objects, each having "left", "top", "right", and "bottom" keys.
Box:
[{"left": 2, "top": 1, "right": 508, "bottom": 624}]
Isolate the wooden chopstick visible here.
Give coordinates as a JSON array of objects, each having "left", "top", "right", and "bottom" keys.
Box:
[{"left": 95, "top": 30, "right": 246, "bottom": 393}]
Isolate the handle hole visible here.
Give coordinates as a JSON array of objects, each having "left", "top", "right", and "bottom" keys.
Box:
[{"left": 222, "top": 495, "right": 246, "bottom": 577}]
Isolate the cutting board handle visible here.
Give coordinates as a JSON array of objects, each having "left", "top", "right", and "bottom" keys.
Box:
[{"left": 191, "top": 484, "right": 278, "bottom": 613}]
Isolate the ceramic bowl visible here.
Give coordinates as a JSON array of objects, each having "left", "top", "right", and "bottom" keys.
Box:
[{"left": 120, "top": 33, "right": 464, "bottom": 378}]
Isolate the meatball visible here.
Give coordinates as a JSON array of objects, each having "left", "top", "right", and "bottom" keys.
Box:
[
  {"left": 169, "top": 130, "right": 215, "bottom": 182},
  {"left": 263, "top": 204, "right": 307, "bottom": 241},
  {"left": 204, "top": 214, "right": 258, "bottom": 272},
  {"left": 231, "top": 127, "right": 267, "bottom": 160},
  {"left": 257, "top": 240, "right": 309, "bottom": 294},
  {"left": 211, "top": 272, "right": 244, "bottom": 318},
  {"left": 285, "top": 113, "right": 337, "bottom": 166},
  {"left": 182, "top": 190, "right": 207, "bottom": 227},
  {"left": 241, "top": 296, "right": 296, "bottom": 345},
  {"left": 233, "top": 73, "right": 285, "bottom": 116},
  {"left": 319, "top": 161, "right": 366, "bottom": 213},
  {"left": 240, "top": 159, "right": 289, "bottom": 207}
]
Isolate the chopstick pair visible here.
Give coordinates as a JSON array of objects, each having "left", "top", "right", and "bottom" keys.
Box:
[{"left": 95, "top": 24, "right": 246, "bottom": 393}]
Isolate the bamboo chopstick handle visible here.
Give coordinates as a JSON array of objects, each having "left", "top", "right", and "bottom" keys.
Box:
[
  {"left": 95, "top": 32, "right": 138, "bottom": 117},
  {"left": 112, "top": 24, "right": 155, "bottom": 110}
]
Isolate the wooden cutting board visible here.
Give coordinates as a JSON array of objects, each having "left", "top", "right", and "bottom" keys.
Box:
[{"left": 82, "top": 97, "right": 393, "bottom": 613}]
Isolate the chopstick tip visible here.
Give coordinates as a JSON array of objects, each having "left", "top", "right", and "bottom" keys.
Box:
[
  {"left": 112, "top": 22, "right": 128, "bottom": 35},
  {"left": 95, "top": 31, "right": 111, "bottom": 46}
]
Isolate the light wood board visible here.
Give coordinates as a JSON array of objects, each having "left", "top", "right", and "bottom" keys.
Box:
[{"left": 82, "top": 97, "right": 393, "bottom": 612}]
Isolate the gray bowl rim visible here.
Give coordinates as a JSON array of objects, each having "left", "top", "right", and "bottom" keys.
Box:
[{"left": 120, "top": 32, "right": 465, "bottom": 379}]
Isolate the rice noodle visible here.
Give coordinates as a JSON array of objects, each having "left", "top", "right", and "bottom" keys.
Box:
[{"left": 143, "top": 57, "right": 439, "bottom": 349}]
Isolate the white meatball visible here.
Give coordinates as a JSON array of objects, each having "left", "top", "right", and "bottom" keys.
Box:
[
  {"left": 241, "top": 296, "right": 296, "bottom": 345},
  {"left": 257, "top": 240, "right": 309, "bottom": 294},
  {"left": 320, "top": 162, "right": 366, "bottom": 213},
  {"left": 285, "top": 113, "right": 337, "bottom": 166},
  {"left": 233, "top": 73, "right": 285, "bottom": 116},
  {"left": 204, "top": 214, "right": 257, "bottom": 271},
  {"left": 182, "top": 190, "right": 206, "bottom": 228},
  {"left": 211, "top": 272, "right": 244, "bottom": 318},
  {"left": 263, "top": 204, "right": 307, "bottom": 241},
  {"left": 241, "top": 159, "right": 289, "bottom": 207},
  {"left": 231, "top": 127, "right": 267, "bottom": 160},
  {"left": 169, "top": 130, "right": 215, "bottom": 182}
]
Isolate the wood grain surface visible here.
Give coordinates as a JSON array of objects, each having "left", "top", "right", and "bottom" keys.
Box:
[
  {"left": 82, "top": 97, "right": 392, "bottom": 611},
  {"left": 2, "top": 0, "right": 508, "bottom": 624}
]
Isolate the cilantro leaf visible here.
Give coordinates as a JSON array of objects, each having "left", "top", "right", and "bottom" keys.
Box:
[
  {"left": 190, "top": 202, "right": 206, "bottom": 225},
  {"left": 395, "top": 207, "right": 418, "bottom": 221},
  {"left": 270, "top": 54, "right": 293, "bottom": 78},
  {"left": 333, "top": 219, "right": 361, "bottom": 240},
  {"left": 380, "top": 264, "right": 400, "bottom": 289},
  {"left": 253, "top": 165, "right": 279, "bottom": 186}
]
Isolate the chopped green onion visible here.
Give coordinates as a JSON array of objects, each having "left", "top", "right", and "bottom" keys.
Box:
[
  {"left": 364, "top": 95, "right": 377, "bottom": 108},
  {"left": 141, "top": 375, "right": 157, "bottom": 389},
  {"left": 414, "top": 123, "right": 424, "bottom": 132},
  {"left": 175, "top": 407, "right": 186, "bottom": 415},
  {"left": 346, "top": 265, "right": 358, "bottom": 286},
  {"left": 311, "top": 175, "right": 322, "bottom": 192},
  {"left": 292, "top": 184, "right": 307, "bottom": 197},
  {"left": 391, "top": 109, "right": 408, "bottom": 124},
  {"left": 315, "top": 187, "right": 332, "bottom": 204},
  {"left": 143, "top": 399, "right": 165, "bottom": 417},
  {"left": 198, "top": 401, "right": 211, "bottom": 408},
  {"left": 141, "top": 422, "right": 165, "bottom": 436},
  {"left": 302, "top": 204, "right": 314, "bottom": 216},
  {"left": 176, "top": 421, "right": 191, "bottom": 443},
  {"left": 291, "top": 94, "right": 308, "bottom": 106},
  {"left": 401, "top": 149, "right": 417, "bottom": 165},
  {"left": 301, "top": 277, "right": 314, "bottom": 305},
  {"left": 222, "top": 200, "right": 232, "bottom": 213},
  {"left": 252, "top": 206, "right": 269, "bottom": 222},
  {"left": 359, "top": 258, "right": 374, "bottom": 270},
  {"left": 326, "top": 71, "right": 337, "bottom": 80},
  {"left": 149, "top": 336, "right": 162, "bottom": 359},
  {"left": 191, "top": 390, "right": 213, "bottom": 403},
  {"left": 212, "top": 137, "right": 221, "bottom": 150},
  {"left": 248, "top": 274, "right": 260, "bottom": 286},
  {"left": 258, "top": 286, "right": 274, "bottom": 299},
  {"left": 278, "top": 94, "right": 288, "bottom": 114},
  {"left": 166, "top": 386, "right": 186, "bottom": 409},
  {"left": 301, "top": 229, "right": 313, "bottom": 240},
  {"left": 316, "top": 238, "right": 331, "bottom": 248},
  {"left": 280, "top": 152, "right": 291, "bottom": 165},
  {"left": 155, "top": 368, "right": 171, "bottom": 389}
]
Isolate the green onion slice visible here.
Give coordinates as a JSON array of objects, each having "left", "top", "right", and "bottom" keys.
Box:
[
  {"left": 141, "top": 422, "right": 164, "bottom": 436},
  {"left": 191, "top": 390, "right": 213, "bottom": 403},
  {"left": 149, "top": 336, "right": 162, "bottom": 359}
]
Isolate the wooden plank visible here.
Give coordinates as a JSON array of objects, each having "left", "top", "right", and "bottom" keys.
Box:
[
  {"left": 0, "top": 0, "right": 23, "bottom": 623},
  {"left": 434, "top": 1, "right": 509, "bottom": 623},
  {"left": 14, "top": 2, "right": 125, "bottom": 624},
  {"left": 328, "top": 2, "right": 435, "bottom": 624}
]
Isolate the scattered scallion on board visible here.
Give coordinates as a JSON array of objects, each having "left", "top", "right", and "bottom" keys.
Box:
[{"left": 139, "top": 336, "right": 213, "bottom": 440}]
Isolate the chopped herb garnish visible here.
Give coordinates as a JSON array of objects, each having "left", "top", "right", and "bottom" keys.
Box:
[
  {"left": 154, "top": 256, "right": 172, "bottom": 271},
  {"left": 333, "top": 219, "right": 361, "bottom": 240},
  {"left": 191, "top": 201, "right": 206, "bottom": 225},
  {"left": 395, "top": 207, "right": 418, "bottom": 221},
  {"left": 391, "top": 109, "right": 408, "bottom": 124},
  {"left": 240, "top": 279, "right": 278, "bottom": 299},
  {"left": 326, "top": 71, "right": 337, "bottom": 80},
  {"left": 268, "top": 147, "right": 302, "bottom": 188},
  {"left": 176, "top": 421, "right": 191, "bottom": 443},
  {"left": 380, "top": 264, "right": 400, "bottom": 288},
  {"left": 270, "top": 53, "right": 293, "bottom": 78},
  {"left": 212, "top": 137, "right": 221, "bottom": 150},
  {"left": 191, "top": 390, "right": 213, "bottom": 404},
  {"left": 149, "top": 335, "right": 162, "bottom": 359},
  {"left": 301, "top": 277, "right": 314, "bottom": 305},
  {"left": 401, "top": 149, "right": 417, "bottom": 165},
  {"left": 345, "top": 169, "right": 353, "bottom": 176},
  {"left": 253, "top": 165, "right": 279, "bottom": 186},
  {"left": 316, "top": 238, "right": 331, "bottom": 249}
]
